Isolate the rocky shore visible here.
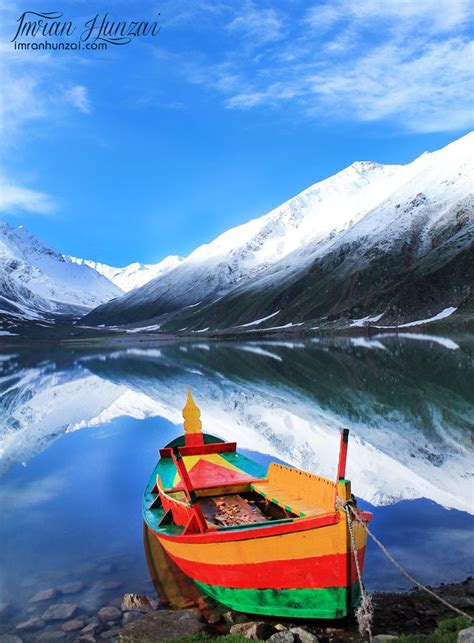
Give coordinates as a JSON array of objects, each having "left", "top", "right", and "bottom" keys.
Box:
[{"left": 1, "top": 578, "right": 472, "bottom": 643}]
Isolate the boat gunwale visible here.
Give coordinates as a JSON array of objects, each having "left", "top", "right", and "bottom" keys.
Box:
[
  {"left": 144, "top": 432, "right": 372, "bottom": 544},
  {"left": 152, "top": 509, "right": 342, "bottom": 544}
]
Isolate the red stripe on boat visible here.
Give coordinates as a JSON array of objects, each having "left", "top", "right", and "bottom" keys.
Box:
[{"left": 167, "top": 548, "right": 366, "bottom": 590}]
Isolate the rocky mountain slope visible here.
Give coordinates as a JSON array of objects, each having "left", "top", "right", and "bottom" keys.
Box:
[
  {"left": 0, "top": 221, "right": 122, "bottom": 333},
  {"left": 82, "top": 132, "right": 473, "bottom": 331}
]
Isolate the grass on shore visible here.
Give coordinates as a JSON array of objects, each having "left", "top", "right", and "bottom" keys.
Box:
[
  {"left": 174, "top": 617, "right": 473, "bottom": 643},
  {"left": 393, "top": 616, "right": 472, "bottom": 643}
]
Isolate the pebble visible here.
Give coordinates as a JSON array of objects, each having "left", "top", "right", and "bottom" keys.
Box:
[
  {"left": 230, "top": 621, "right": 277, "bottom": 640},
  {"left": 268, "top": 632, "right": 297, "bottom": 643},
  {"left": 58, "top": 581, "right": 85, "bottom": 595},
  {"left": 15, "top": 617, "right": 45, "bottom": 631},
  {"left": 98, "top": 607, "right": 122, "bottom": 623},
  {"left": 0, "top": 635, "right": 23, "bottom": 643},
  {"left": 121, "top": 611, "right": 142, "bottom": 626},
  {"left": 35, "top": 630, "right": 66, "bottom": 641},
  {"left": 62, "top": 619, "right": 86, "bottom": 632},
  {"left": 223, "top": 610, "right": 249, "bottom": 625},
  {"left": 30, "top": 588, "right": 59, "bottom": 603},
  {"left": 75, "top": 636, "right": 97, "bottom": 643},
  {"left": 99, "top": 581, "right": 122, "bottom": 591},
  {"left": 120, "top": 594, "right": 158, "bottom": 613},
  {"left": 42, "top": 603, "right": 78, "bottom": 621},
  {"left": 100, "top": 629, "right": 120, "bottom": 639},
  {"left": 81, "top": 623, "right": 99, "bottom": 635},
  {"left": 458, "top": 627, "right": 474, "bottom": 643},
  {"left": 288, "top": 627, "right": 319, "bottom": 642}
]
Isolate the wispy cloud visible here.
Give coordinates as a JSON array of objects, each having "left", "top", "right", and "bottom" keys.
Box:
[
  {"left": 63, "top": 84, "right": 91, "bottom": 114},
  {"left": 0, "top": 173, "right": 56, "bottom": 215},
  {"left": 227, "top": 2, "right": 283, "bottom": 45},
  {"left": 160, "top": 0, "right": 474, "bottom": 133}
]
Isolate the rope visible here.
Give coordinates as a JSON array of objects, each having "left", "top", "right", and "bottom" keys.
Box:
[
  {"left": 344, "top": 503, "right": 374, "bottom": 641},
  {"left": 340, "top": 499, "right": 473, "bottom": 622}
]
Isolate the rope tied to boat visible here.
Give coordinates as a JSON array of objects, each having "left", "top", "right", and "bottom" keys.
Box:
[
  {"left": 337, "top": 498, "right": 473, "bottom": 638},
  {"left": 340, "top": 499, "right": 374, "bottom": 641}
]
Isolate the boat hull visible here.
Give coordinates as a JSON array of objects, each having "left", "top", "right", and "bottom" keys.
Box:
[{"left": 152, "top": 515, "right": 367, "bottom": 619}]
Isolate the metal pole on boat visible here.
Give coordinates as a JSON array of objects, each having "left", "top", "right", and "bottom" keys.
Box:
[{"left": 336, "top": 428, "right": 349, "bottom": 481}]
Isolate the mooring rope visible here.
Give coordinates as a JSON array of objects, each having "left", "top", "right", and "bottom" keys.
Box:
[
  {"left": 344, "top": 502, "right": 374, "bottom": 642},
  {"left": 339, "top": 499, "right": 473, "bottom": 630}
]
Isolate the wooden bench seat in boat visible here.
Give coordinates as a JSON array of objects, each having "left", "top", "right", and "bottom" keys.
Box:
[{"left": 250, "top": 463, "right": 336, "bottom": 517}]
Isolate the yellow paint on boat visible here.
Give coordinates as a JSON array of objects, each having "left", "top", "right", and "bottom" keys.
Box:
[
  {"left": 158, "top": 517, "right": 367, "bottom": 565},
  {"left": 182, "top": 387, "right": 202, "bottom": 434}
]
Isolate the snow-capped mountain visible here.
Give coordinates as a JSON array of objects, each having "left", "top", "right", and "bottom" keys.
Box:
[
  {"left": 67, "top": 255, "right": 183, "bottom": 293},
  {"left": 0, "top": 221, "right": 122, "bottom": 328},
  {"left": 83, "top": 132, "right": 473, "bottom": 329}
]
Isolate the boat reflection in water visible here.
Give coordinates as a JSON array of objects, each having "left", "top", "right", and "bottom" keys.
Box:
[{"left": 143, "top": 522, "right": 222, "bottom": 621}]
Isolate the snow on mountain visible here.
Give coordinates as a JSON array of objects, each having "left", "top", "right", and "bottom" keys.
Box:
[
  {"left": 67, "top": 255, "right": 183, "bottom": 293},
  {"left": 0, "top": 340, "right": 471, "bottom": 513},
  {"left": 81, "top": 343, "right": 473, "bottom": 513},
  {"left": 83, "top": 132, "right": 473, "bottom": 327},
  {"left": 0, "top": 220, "right": 122, "bottom": 322}
]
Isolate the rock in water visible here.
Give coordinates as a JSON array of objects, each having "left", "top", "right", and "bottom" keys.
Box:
[
  {"left": 0, "top": 635, "right": 24, "bottom": 643},
  {"left": 121, "top": 594, "right": 158, "bottom": 613},
  {"left": 15, "top": 617, "right": 45, "bottom": 631},
  {"left": 30, "top": 588, "right": 59, "bottom": 603},
  {"left": 119, "top": 609, "right": 204, "bottom": 642},
  {"left": 42, "top": 603, "right": 78, "bottom": 621},
  {"left": 58, "top": 581, "right": 85, "bottom": 595},
  {"left": 62, "top": 618, "right": 85, "bottom": 632},
  {"left": 98, "top": 606, "right": 122, "bottom": 623}
]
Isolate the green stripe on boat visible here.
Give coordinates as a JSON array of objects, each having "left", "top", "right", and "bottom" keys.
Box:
[{"left": 194, "top": 582, "right": 361, "bottom": 619}]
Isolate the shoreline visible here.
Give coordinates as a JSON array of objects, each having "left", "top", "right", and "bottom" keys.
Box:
[{"left": 2, "top": 577, "right": 472, "bottom": 643}]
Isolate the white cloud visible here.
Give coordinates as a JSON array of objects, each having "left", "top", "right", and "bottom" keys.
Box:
[
  {"left": 0, "top": 174, "right": 56, "bottom": 214},
  {"left": 304, "top": 38, "right": 474, "bottom": 132},
  {"left": 177, "top": 0, "right": 474, "bottom": 133},
  {"left": 227, "top": 3, "right": 283, "bottom": 45},
  {"left": 63, "top": 84, "right": 91, "bottom": 114}
]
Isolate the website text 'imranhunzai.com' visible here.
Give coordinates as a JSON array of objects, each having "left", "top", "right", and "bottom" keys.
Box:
[{"left": 13, "top": 40, "right": 108, "bottom": 51}]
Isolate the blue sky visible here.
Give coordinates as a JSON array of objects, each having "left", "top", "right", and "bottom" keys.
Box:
[{"left": 0, "top": 0, "right": 472, "bottom": 267}]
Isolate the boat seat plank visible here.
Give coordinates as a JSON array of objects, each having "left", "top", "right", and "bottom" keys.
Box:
[{"left": 251, "top": 463, "right": 337, "bottom": 518}]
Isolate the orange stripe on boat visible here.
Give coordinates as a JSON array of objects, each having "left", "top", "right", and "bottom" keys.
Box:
[
  {"left": 167, "top": 547, "right": 366, "bottom": 589},
  {"left": 156, "top": 520, "right": 367, "bottom": 565}
]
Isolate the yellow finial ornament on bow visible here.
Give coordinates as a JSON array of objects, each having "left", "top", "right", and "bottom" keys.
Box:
[{"left": 182, "top": 387, "right": 202, "bottom": 434}]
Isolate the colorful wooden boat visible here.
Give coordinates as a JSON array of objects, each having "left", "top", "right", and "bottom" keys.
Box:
[{"left": 143, "top": 389, "right": 372, "bottom": 619}]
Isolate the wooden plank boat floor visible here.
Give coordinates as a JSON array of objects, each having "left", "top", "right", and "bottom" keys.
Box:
[{"left": 200, "top": 494, "right": 268, "bottom": 527}]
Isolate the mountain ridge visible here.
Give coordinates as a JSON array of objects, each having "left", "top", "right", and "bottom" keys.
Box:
[{"left": 82, "top": 131, "right": 474, "bottom": 331}]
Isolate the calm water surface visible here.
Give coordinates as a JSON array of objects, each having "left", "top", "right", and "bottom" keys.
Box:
[{"left": 0, "top": 335, "right": 473, "bottom": 635}]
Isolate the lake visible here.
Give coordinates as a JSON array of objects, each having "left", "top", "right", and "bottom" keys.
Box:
[{"left": 0, "top": 334, "right": 473, "bottom": 637}]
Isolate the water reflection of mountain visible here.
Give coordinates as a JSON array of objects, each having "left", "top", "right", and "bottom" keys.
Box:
[{"left": 1, "top": 337, "right": 472, "bottom": 512}]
